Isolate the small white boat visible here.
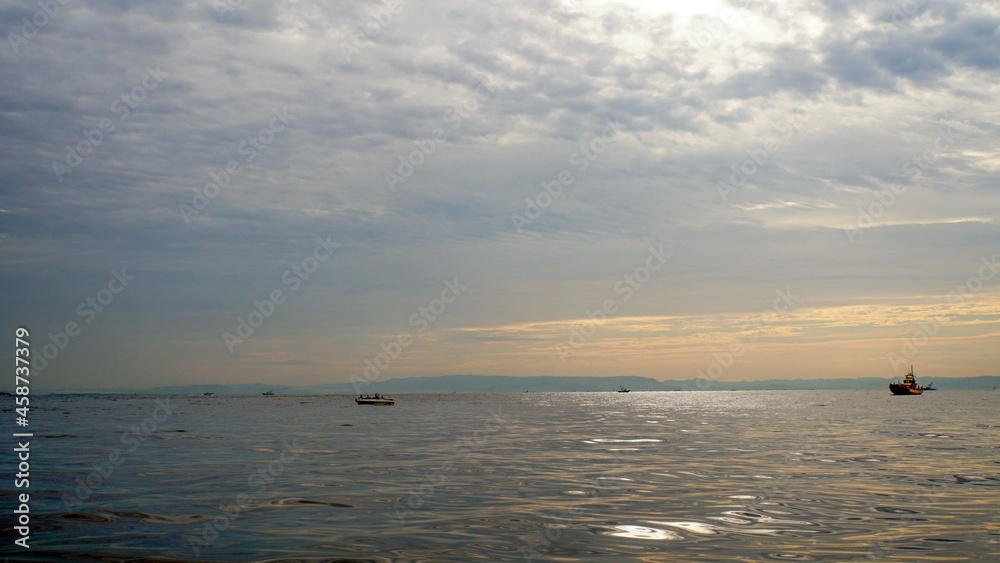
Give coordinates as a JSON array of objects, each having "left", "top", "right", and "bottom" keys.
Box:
[{"left": 356, "top": 394, "right": 394, "bottom": 406}]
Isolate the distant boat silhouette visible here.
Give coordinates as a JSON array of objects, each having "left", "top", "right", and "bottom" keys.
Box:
[
  {"left": 261, "top": 389, "right": 275, "bottom": 396},
  {"left": 617, "top": 385, "right": 630, "bottom": 393},
  {"left": 356, "top": 394, "right": 394, "bottom": 406}
]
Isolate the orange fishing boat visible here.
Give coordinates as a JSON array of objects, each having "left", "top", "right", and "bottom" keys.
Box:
[{"left": 889, "top": 366, "right": 926, "bottom": 395}]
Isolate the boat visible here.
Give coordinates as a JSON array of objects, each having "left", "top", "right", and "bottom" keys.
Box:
[
  {"left": 203, "top": 392, "right": 215, "bottom": 396},
  {"left": 356, "top": 394, "right": 394, "bottom": 406},
  {"left": 924, "top": 382, "right": 936, "bottom": 391},
  {"left": 617, "top": 385, "right": 630, "bottom": 393},
  {"left": 262, "top": 389, "right": 275, "bottom": 396},
  {"left": 889, "top": 366, "right": 926, "bottom": 395}
]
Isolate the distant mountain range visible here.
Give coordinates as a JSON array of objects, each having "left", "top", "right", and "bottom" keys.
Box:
[{"left": 37, "top": 374, "right": 1000, "bottom": 394}]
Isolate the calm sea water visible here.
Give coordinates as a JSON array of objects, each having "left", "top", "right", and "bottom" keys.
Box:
[{"left": 4, "top": 390, "right": 999, "bottom": 561}]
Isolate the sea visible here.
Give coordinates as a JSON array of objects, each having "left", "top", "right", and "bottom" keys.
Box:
[{"left": 3, "top": 390, "right": 998, "bottom": 561}]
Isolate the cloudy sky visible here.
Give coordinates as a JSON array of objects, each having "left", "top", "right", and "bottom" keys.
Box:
[{"left": 2, "top": 0, "right": 998, "bottom": 390}]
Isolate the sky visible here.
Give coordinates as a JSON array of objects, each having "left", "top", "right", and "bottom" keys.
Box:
[{"left": 1, "top": 0, "right": 998, "bottom": 390}]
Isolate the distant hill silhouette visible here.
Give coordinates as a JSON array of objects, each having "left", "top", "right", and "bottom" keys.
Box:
[{"left": 37, "top": 374, "right": 1000, "bottom": 394}]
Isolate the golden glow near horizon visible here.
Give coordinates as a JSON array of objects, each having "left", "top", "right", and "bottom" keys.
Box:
[{"left": 448, "top": 293, "right": 1000, "bottom": 380}]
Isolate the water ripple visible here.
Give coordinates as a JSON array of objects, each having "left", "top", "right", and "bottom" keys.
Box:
[
  {"left": 269, "top": 498, "right": 354, "bottom": 508},
  {"left": 18, "top": 391, "right": 999, "bottom": 561}
]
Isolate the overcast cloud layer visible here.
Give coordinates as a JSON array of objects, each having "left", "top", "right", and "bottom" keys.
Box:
[{"left": 2, "top": 0, "right": 998, "bottom": 389}]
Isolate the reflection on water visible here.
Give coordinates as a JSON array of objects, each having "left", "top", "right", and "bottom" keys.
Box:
[{"left": 5, "top": 390, "right": 999, "bottom": 561}]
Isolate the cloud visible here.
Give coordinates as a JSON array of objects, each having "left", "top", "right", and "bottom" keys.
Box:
[{"left": 1, "top": 0, "right": 998, "bottom": 387}]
